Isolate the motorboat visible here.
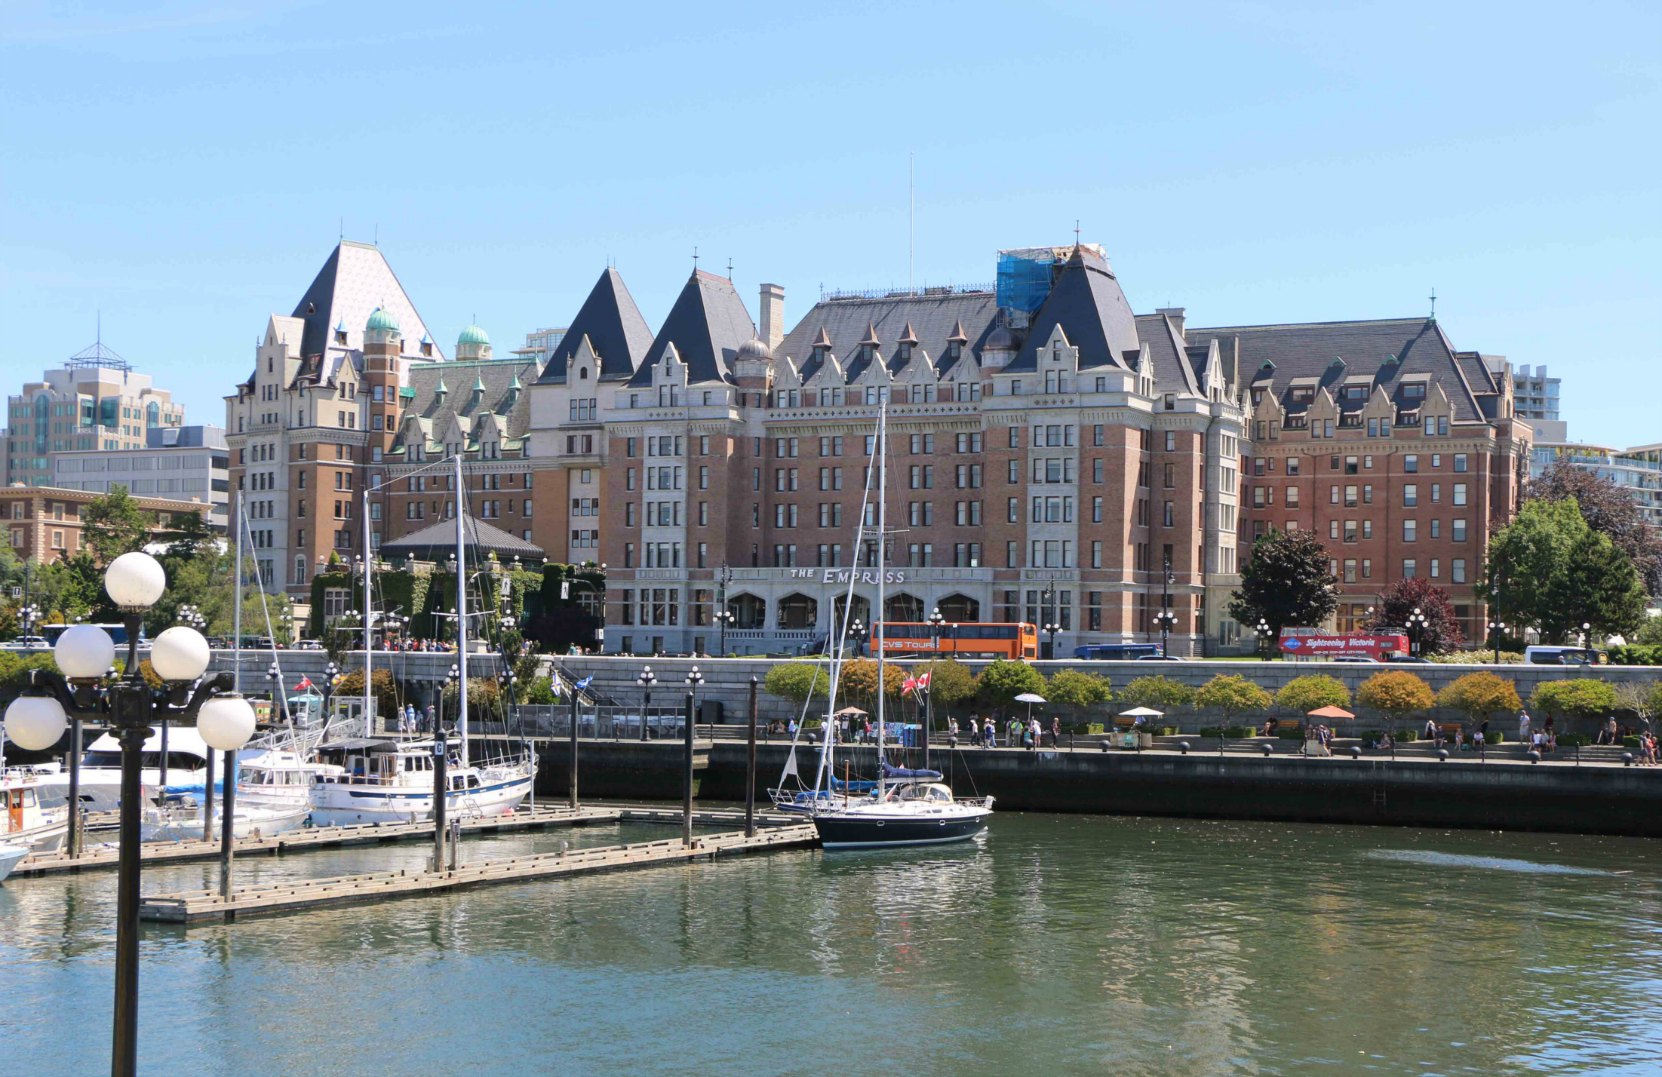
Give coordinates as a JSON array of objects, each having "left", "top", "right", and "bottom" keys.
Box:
[
  {"left": 34, "top": 724, "right": 214, "bottom": 812},
  {"left": 140, "top": 790, "right": 311, "bottom": 843},
  {"left": 0, "top": 844, "right": 28, "bottom": 883},
  {"left": 2, "top": 768, "right": 69, "bottom": 853}
]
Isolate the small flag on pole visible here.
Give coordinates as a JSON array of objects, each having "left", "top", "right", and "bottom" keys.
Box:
[
  {"left": 902, "top": 674, "right": 919, "bottom": 697},
  {"left": 575, "top": 676, "right": 593, "bottom": 690},
  {"left": 295, "top": 676, "right": 313, "bottom": 692},
  {"left": 917, "top": 671, "right": 931, "bottom": 692}
]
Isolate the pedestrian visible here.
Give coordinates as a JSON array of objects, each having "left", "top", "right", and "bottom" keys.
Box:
[
  {"left": 1518, "top": 710, "right": 1532, "bottom": 746},
  {"left": 1049, "top": 716, "right": 1061, "bottom": 748},
  {"left": 983, "top": 717, "right": 996, "bottom": 749},
  {"left": 1424, "top": 717, "right": 1439, "bottom": 746},
  {"left": 1028, "top": 716, "right": 1041, "bottom": 750},
  {"left": 425, "top": 703, "right": 436, "bottom": 732},
  {"left": 788, "top": 716, "right": 799, "bottom": 738}
]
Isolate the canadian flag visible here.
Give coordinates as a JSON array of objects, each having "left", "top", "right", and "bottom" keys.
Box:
[
  {"left": 295, "top": 676, "right": 313, "bottom": 692},
  {"left": 916, "top": 671, "right": 932, "bottom": 692}
]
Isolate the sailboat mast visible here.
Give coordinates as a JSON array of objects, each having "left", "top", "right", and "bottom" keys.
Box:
[
  {"left": 455, "top": 453, "right": 470, "bottom": 769},
  {"left": 362, "top": 487, "right": 373, "bottom": 735},
  {"left": 232, "top": 490, "right": 243, "bottom": 695},
  {"left": 876, "top": 404, "right": 887, "bottom": 794}
]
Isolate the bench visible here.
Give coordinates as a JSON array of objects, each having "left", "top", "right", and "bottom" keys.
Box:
[{"left": 1275, "top": 719, "right": 1301, "bottom": 735}]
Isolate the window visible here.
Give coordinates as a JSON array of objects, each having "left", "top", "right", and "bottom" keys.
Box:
[
  {"left": 1430, "top": 558, "right": 1441, "bottom": 579},
  {"left": 1285, "top": 457, "right": 1300, "bottom": 476},
  {"left": 1454, "top": 453, "right": 1468, "bottom": 473},
  {"left": 1452, "top": 559, "right": 1467, "bottom": 583},
  {"left": 1430, "top": 483, "right": 1441, "bottom": 504},
  {"left": 1403, "top": 520, "right": 1417, "bottom": 542},
  {"left": 1403, "top": 484, "right": 1418, "bottom": 507},
  {"left": 1164, "top": 431, "right": 1176, "bottom": 452},
  {"left": 1402, "top": 558, "right": 1417, "bottom": 579},
  {"left": 1453, "top": 518, "right": 1468, "bottom": 542},
  {"left": 1285, "top": 486, "right": 1299, "bottom": 507},
  {"left": 1453, "top": 483, "right": 1468, "bottom": 506}
]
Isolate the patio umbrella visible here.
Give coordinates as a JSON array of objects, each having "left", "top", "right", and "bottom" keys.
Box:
[
  {"left": 1014, "top": 692, "right": 1046, "bottom": 724},
  {"left": 1118, "top": 706, "right": 1164, "bottom": 725},
  {"left": 1307, "top": 705, "right": 1355, "bottom": 720}
]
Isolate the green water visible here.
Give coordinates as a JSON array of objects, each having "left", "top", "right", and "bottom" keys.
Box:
[{"left": 4, "top": 813, "right": 1661, "bottom": 1076}]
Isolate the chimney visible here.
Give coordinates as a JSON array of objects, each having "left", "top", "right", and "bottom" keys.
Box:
[
  {"left": 759, "top": 283, "right": 785, "bottom": 351},
  {"left": 1156, "top": 306, "right": 1186, "bottom": 339}
]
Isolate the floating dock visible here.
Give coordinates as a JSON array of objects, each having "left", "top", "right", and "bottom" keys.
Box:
[
  {"left": 140, "top": 825, "right": 819, "bottom": 924},
  {"left": 13, "top": 805, "right": 621, "bottom": 879}
]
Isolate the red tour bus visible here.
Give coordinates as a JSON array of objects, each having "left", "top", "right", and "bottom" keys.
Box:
[
  {"left": 875, "top": 621, "right": 1039, "bottom": 660},
  {"left": 1278, "top": 630, "right": 1410, "bottom": 660}
]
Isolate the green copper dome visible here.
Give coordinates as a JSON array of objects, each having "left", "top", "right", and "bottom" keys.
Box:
[
  {"left": 457, "top": 324, "right": 491, "bottom": 347},
  {"left": 366, "top": 307, "right": 400, "bottom": 334}
]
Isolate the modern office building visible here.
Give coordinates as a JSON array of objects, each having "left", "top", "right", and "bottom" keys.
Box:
[
  {"left": 1530, "top": 433, "right": 1662, "bottom": 529},
  {"left": 50, "top": 425, "right": 230, "bottom": 530},
  {"left": 1510, "top": 362, "right": 1560, "bottom": 421},
  {"left": 2, "top": 340, "right": 185, "bottom": 487},
  {"left": 510, "top": 327, "right": 569, "bottom": 366}
]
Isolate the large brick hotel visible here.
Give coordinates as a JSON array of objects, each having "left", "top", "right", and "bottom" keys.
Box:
[{"left": 227, "top": 241, "right": 1530, "bottom": 655}]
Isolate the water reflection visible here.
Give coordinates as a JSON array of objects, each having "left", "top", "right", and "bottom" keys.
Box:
[{"left": 4, "top": 814, "right": 1661, "bottom": 1075}]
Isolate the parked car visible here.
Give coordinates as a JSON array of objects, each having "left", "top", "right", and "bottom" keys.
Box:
[
  {"left": 1329, "top": 655, "right": 1380, "bottom": 664},
  {"left": 1134, "top": 655, "right": 1186, "bottom": 661},
  {"left": 1385, "top": 654, "right": 1433, "bottom": 664}
]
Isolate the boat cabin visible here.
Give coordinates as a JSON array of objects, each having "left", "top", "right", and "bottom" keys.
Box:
[{"left": 311, "top": 739, "right": 480, "bottom": 791}]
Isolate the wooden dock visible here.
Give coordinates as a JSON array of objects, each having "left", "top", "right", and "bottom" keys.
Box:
[
  {"left": 140, "top": 825, "right": 820, "bottom": 924},
  {"left": 13, "top": 805, "right": 621, "bottom": 879}
]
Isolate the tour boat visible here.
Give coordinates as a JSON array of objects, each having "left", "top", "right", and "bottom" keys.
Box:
[
  {"left": 2, "top": 768, "right": 70, "bottom": 853},
  {"left": 781, "top": 405, "right": 994, "bottom": 849}
]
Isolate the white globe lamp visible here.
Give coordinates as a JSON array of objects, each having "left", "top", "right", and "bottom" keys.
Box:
[
  {"left": 105, "top": 551, "right": 166, "bottom": 610},
  {"left": 197, "top": 695, "right": 256, "bottom": 752},
  {"left": 4, "top": 695, "right": 68, "bottom": 751},
  {"left": 54, "top": 624, "right": 117, "bottom": 680},
  {"left": 149, "top": 626, "right": 210, "bottom": 683}
]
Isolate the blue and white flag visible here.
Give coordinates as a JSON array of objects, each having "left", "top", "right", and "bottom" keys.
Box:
[{"left": 575, "top": 676, "right": 593, "bottom": 690}]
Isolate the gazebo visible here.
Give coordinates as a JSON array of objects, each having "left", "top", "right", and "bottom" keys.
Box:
[{"left": 379, "top": 516, "right": 545, "bottom": 565}]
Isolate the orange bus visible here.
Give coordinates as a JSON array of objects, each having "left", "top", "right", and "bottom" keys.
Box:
[{"left": 874, "top": 621, "right": 1039, "bottom": 660}]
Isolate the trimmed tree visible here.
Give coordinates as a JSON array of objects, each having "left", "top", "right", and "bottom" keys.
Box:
[
  {"left": 1228, "top": 529, "right": 1339, "bottom": 638},
  {"left": 1275, "top": 675, "right": 1350, "bottom": 714},
  {"left": 839, "top": 658, "right": 907, "bottom": 712},
  {"left": 923, "top": 659, "right": 978, "bottom": 714},
  {"left": 975, "top": 659, "right": 1046, "bottom": 708},
  {"left": 1529, "top": 679, "right": 1619, "bottom": 726},
  {"left": 1365, "top": 578, "right": 1464, "bottom": 655},
  {"left": 1436, "top": 671, "right": 1521, "bottom": 729},
  {"left": 763, "top": 661, "right": 832, "bottom": 705},
  {"left": 1046, "top": 669, "right": 1113, "bottom": 708},
  {"left": 1117, "top": 675, "right": 1195, "bottom": 712},
  {"left": 1194, "top": 674, "right": 1272, "bottom": 724},
  {"left": 82, "top": 486, "right": 152, "bottom": 565},
  {"left": 335, "top": 668, "right": 403, "bottom": 721},
  {"left": 1357, "top": 670, "right": 1435, "bottom": 725}
]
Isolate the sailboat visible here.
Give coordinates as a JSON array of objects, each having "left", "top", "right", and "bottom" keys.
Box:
[
  {"left": 795, "top": 405, "right": 994, "bottom": 850},
  {"left": 308, "top": 454, "right": 536, "bottom": 826}
]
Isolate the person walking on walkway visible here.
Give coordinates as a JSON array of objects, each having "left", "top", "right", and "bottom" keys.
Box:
[
  {"left": 1518, "top": 710, "right": 1532, "bottom": 747},
  {"left": 983, "top": 717, "right": 996, "bottom": 749},
  {"left": 1049, "top": 716, "right": 1061, "bottom": 748}
]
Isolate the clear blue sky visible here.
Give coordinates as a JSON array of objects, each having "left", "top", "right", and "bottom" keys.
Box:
[{"left": 3, "top": 1, "right": 1658, "bottom": 445}]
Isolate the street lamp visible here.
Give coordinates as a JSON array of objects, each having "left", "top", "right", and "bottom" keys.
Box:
[
  {"left": 1487, "top": 617, "right": 1506, "bottom": 664},
  {"left": 322, "top": 660, "right": 339, "bottom": 722},
  {"left": 1043, "top": 622, "right": 1061, "bottom": 660},
  {"left": 637, "top": 665, "right": 656, "bottom": 741},
  {"left": 1255, "top": 618, "right": 1274, "bottom": 661},
  {"left": 1153, "top": 609, "right": 1177, "bottom": 657},
  {"left": 713, "top": 609, "right": 736, "bottom": 657},
  {"left": 928, "top": 607, "right": 946, "bottom": 659},
  {"left": 685, "top": 665, "right": 705, "bottom": 735},
  {"left": 1407, "top": 607, "right": 1429, "bottom": 656},
  {"left": 2, "top": 550, "right": 248, "bottom": 1077},
  {"left": 850, "top": 619, "right": 867, "bottom": 659},
  {"left": 19, "top": 602, "right": 42, "bottom": 641},
  {"left": 1041, "top": 586, "right": 1055, "bottom": 657},
  {"left": 1158, "top": 554, "right": 1176, "bottom": 657},
  {"left": 1580, "top": 622, "right": 1592, "bottom": 653}
]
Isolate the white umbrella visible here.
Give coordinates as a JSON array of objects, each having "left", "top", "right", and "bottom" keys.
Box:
[
  {"left": 1118, "top": 705, "right": 1163, "bottom": 729},
  {"left": 1014, "top": 692, "right": 1046, "bottom": 728}
]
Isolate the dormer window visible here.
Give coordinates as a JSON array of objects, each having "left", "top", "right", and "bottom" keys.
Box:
[
  {"left": 420, "top": 340, "right": 433, "bottom": 357},
  {"left": 334, "top": 328, "right": 347, "bottom": 345},
  {"left": 1401, "top": 383, "right": 1426, "bottom": 400}
]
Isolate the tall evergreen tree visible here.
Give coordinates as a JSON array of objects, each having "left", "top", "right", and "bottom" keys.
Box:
[
  {"left": 1487, "top": 497, "right": 1647, "bottom": 641},
  {"left": 1228, "top": 529, "right": 1339, "bottom": 634}
]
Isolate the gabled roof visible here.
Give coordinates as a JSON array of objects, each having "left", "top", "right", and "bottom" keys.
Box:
[
  {"left": 627, "top": 270, "right": 755, "bottom": 387},
  {"left": 536, "top": 268, "right": 655, "bottom": 384},
  {"left": 1134, "top": 312, "right": 1201, "bottom": 395},
  {"left": 1008, "top": 246, "right": 1141, "bottom": 373},
  {"left": 775, "top": 291, "right": 999, "bottom": 384},
  {"left": 287, "top": 241, "right": 441, "bottom": 363},
  {"left": 395, "top": 358, "right": 537, "bottom": 452},
  {"left": 380, "top": 515, "right": 544, "bottom": 561},
  {"left": 1185, "top": 317, "right": 1485, "bottom": 422}
]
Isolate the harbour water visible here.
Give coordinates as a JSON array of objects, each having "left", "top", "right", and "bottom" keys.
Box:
[{"left": 4, "top": 812, "right": 1661, "bottom": 1075}]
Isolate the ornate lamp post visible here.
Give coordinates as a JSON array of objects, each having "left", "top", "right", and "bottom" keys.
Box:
[
  {"left": 19, "top": 602, "right": 42, "bottom": 642},
  {"left": 637, "top": 665, "right": 656, "bottom": 741},
  {"left": 1158, "top": 554, "right": 1176, "bottom": 656},
  {"left": 1153, "top": 609, "right": 1177, "bottom": 657},
  {"left": 850, "top": 619, "right": 867, "bottom": 659},
  {"left": 1040, "top": 586, "right": 1054, "bottom": 658},
  {"left": 682, "top": 665, "right": 703, "bottom": 845},
  {"left": 714, "top": 609, "right": 736, "bottom": 657},
  {"left": 322, "top": 660, "right": 339, "bottom": 722},
  {"left": 1043, "top": 621, "right": 1062, "bottom": 660},
  {"left": 3, "top": 551, "right": 251, "bottom": 1077},
  {"left": 928, "top": 607, "right": 946, "bottom": 660},
  {"left": 1255, "top": 617, "right": 1274, "bottom": 661},
  {"left": 1407, "top": 607, "right": 1429, "bottom": 656},
  {"left": 1487, "top": 616, "right": 1505, "bottom": 664}
]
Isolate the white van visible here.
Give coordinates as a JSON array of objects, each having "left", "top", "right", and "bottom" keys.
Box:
[{"left": 1524, "top": 646, "right": 1601, "bottom": 666}]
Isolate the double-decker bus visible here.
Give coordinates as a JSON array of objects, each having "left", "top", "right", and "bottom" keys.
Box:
[{"left": 874, "top": 621, "right": 1038, "bottom": 660}]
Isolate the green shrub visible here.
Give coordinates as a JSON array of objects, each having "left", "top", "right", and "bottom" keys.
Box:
[
  {"left": 1199, "top": 726, "right": 1223, "bottom": 738},
  {"left": 1623, "top": 735, "right": 1642, "bottom": 749},
  {"left": 1225, "top": 724, "right": 1253, "bottom": 739},
  {"left": 1276, "top": 729, "right": 1304, "bottom": 740},
  {"left": 1393, "top": 727, "right": 1419, "bottom": 742},
  {"left": 1607, "top": 644, "right": 1662, "bottom": 666},
  {"left": 1557, "top": 733, "right": 1592, "bottom": 747}
]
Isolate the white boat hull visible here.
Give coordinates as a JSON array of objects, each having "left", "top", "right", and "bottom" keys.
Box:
[
  {"left": 308, "top": 770, "right": 534, "bottom": 828},
  {"left": 141, "top": 801, "right": 311, "bottom": 843},
  {"left": 0, "top": 844, "right": 29, "bottom": 883}
]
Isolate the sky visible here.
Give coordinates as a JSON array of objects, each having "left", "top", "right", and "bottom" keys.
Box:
[{"left": 2, "top": 0, "right": 1658, "bottom": 446}]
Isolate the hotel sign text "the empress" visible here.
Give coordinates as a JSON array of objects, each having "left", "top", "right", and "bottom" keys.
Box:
[{"left": 787, "top": 568, "right": 908, "bottom": 585}]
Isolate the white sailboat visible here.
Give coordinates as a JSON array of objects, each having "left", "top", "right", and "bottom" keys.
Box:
[
  {"left": 34, "top": 725, "right": 214, "bottom": 814},
  {"left": 790, "top": 405, "right": 993, "bottom": 849},
  {"left": 139, "top": 787, "right": 311, "bottom": 842},
  {"left": 308, "top": 455, "right": 536, "bottom": 826}
]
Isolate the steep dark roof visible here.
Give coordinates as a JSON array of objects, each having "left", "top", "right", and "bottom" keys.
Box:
[
  {"left": 1007, "top": 247, "right": 1141, "bottom": 373},
  {"left": 287, "top": 241, "right": 441, "bottom": 363},
  {"left": 404, "top": 358, "right": 536, "bottom": 441},
  {"left": 1185, "top": 317, "right": 1485, "bottom": 422},
  {"left": 1134, "top": 313, "right": 1201, "bottom": 394},
  {"left": 776, "top": 291, "right": 999, "bottom": 382},
  {"left": 536, "top": 268, "right": 654, "bottom": 384},
  {"left": 627, "top": 271, "right": 755, "bottom": 387}
]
